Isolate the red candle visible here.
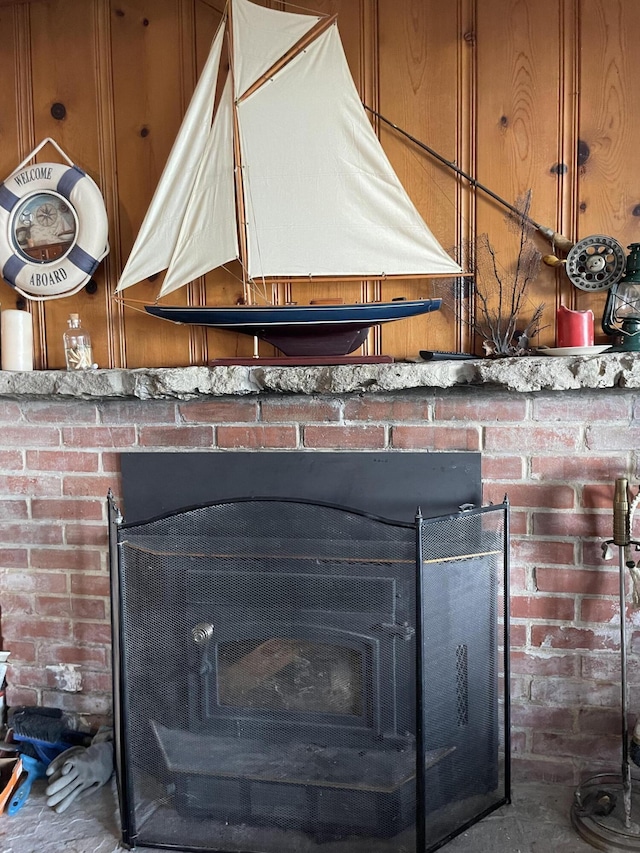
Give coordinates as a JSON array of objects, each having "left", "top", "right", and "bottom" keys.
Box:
[{"left": 556, "top": 305, "right": 594, "bottom": 347}]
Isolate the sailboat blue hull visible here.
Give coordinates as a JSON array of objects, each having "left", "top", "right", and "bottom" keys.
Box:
[{"left": 145, "top": 298, "right": 442, "bottom": 356}]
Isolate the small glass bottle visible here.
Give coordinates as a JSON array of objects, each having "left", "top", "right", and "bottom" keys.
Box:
[{"left": 64, "top": 313, "right": 93, "bottom": 370}]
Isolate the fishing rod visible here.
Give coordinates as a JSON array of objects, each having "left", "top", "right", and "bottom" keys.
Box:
[
  {"left": 364, "top": 104, "right": 572, "bottom": 250},
  {"left": 364, "top": 105, "right": 628, "bottom": 292}
]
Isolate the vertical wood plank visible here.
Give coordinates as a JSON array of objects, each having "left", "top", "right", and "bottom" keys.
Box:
[
  {"left": 555, "top": 0, "right": 580, "bottom": 319},
  {"left": 7, "top": 4, "right": 38, "bottom": 363},
  {"left": 577, "top": 0, "right": 640, "bottom": 339},
  {"left": 95, "top": 0, "right": 125, "bottom": 368},
  {"left": 378, "top": 0, "right": 462, "bottom": 358},
  {"left": 111, "top": 0, "right": 193, "bottom": 367},
  {"left": 25, "top": 0, "right": 106, "bottom": 368},
  {"left": 36, "top": 2, "right": 101, "bottom": 367},
  {"left": 0, "top": 7, "right": 27, "bottom": 316},
  {"left": 475, "top": 0, "right": 563, "bottom": 350},
  {"left": 455, "top": 0, "right": 477, "bottom": 352}
]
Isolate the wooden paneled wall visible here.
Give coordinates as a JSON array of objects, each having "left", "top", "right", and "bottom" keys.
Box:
[{"left": 2, "top": 0, "right": 640, "bottom": 367}]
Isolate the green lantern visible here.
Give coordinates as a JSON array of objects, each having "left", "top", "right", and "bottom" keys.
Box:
[{"left": 602, "top": 243, "right": 640, "bottom": 352}]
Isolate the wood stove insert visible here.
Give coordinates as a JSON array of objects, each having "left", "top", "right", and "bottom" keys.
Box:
[{"left": 109, "top": 480, "right": 509, "bottom": 853}]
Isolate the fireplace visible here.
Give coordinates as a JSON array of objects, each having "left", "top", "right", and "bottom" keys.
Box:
[{"left": 109, "top": 453, "right": 509, "bottom": 853}]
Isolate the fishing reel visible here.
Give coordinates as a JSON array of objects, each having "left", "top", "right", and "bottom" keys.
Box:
[
  {"left": 561, "top": 234, "right": 626, "bottom": 291},
  {"left": 565, "top": 235, "right": 626, "bottom": 291}
]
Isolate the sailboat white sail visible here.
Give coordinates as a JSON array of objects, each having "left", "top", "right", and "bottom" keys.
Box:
[
  {"left": 116, "top": 0, "right": 462, "bottom": 356},
  {"left": 117, "top": 20, "right": 230, "bottom": 293}
]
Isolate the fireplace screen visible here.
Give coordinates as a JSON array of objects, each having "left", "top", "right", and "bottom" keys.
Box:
[{"left": 109, "top": 496, "right": 509, "bottom": 853}]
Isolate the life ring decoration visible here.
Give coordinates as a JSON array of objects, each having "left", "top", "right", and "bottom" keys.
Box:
[{"left": 0, "top": 149, "right": 109, "bottom": 301}]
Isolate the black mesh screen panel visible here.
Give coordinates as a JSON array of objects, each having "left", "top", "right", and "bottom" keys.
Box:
[
  {"left": 418, "top": 505, "right": 509, "bottom": 851},
  {"left": 110, "top": 497, "right": 509, "bottom": 853}
]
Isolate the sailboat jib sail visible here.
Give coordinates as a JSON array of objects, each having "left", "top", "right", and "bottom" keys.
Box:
[
  {"left": 115, "top": 16, "right": 227, "bottom": 293},
  {"left": 158, "top": 76, "right": 238, "bottom": 299},
  {"left": 115, "top": 0, "right": 462, "bottom": 356}
]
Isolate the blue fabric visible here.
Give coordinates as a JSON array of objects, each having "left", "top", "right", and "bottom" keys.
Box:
[
  {"left": 68, "top": 243, "right": 99, "bottom": 274},
  {"left": 57, "top": 166, "right": 85, "bottom": 199},
  {"left": 0, "top": 183, "right": 19, "bottom": 213},
  {"left": 2, "top": 255, "right": 24, "bottom": 287}
]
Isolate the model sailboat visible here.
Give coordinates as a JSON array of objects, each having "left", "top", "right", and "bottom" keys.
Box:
[{"left": 116, "top": 0, "right": 462, "bottom": 357}]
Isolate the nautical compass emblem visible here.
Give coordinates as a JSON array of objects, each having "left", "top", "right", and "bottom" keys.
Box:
[{"left": 12, "top": 191, "right": 78, "bottom": 264}]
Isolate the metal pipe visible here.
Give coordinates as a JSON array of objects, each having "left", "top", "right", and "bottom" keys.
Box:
[
  {"left": 619, "top": 540, "right": 633, "bottom": 828},
  {"left": 613, "top": 477, "right": 634, "bottom": 827},
  {"left": 415, "top": 506, "right": 426, "bottom": 853}
]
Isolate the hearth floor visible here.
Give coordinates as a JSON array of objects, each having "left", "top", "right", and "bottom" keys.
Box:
[{"left": 0, "top": 778, "right": 603, "bottom": 853}]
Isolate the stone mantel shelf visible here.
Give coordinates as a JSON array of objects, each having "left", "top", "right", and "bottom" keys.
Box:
[{"left": 0, "top": 352, "right": 638, "bottom": 399}]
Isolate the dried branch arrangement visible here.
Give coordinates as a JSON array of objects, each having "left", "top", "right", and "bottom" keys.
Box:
[{"left": 451, "top": 192, "right": 547, "bottom": 356}]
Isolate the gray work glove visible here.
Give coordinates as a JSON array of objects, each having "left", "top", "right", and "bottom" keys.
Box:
[{"left": 45, "top": 739, "right": 114, "bottom": 813}]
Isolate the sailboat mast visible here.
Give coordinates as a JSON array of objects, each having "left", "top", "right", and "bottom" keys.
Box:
[{"left": 226, "top": 0, "right": 251, "bottom": 305}]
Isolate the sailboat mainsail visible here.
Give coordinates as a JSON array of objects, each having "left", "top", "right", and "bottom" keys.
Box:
[{"left": 116, "top": 0, "right": 462, "bottom": 356}]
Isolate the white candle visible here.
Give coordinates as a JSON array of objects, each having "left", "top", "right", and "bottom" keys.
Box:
[{"left": 1, "top": 310, "right": 33, "bottom": 371}]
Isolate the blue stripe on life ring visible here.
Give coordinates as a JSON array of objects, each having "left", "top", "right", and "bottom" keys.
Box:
[
  {"left": 68, "top": 244, "right": 100, "bottom": 275},
  {"left": 0, "top": 184, "right": 19, "bottom": 213},
  {"left": 2, "top": 255, "right": 25, "bottom": 288},
  {"left": 57, "top": 166, "right": 85, "bottom": 199}
]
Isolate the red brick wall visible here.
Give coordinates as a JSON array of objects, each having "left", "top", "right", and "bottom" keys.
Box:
[{"left": 0, "top": 388, "right": 634, "bottom": 785}]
